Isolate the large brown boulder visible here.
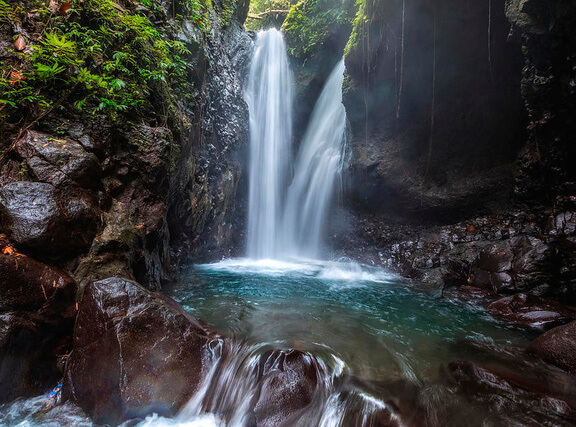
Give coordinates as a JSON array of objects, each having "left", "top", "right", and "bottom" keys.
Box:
[
  {"left": 0, "top": 235, "right": 77, "bottom": 403},
  {"left": 527, "top": 321, "right": 576, "bottom": 375},
  {"left": 61, "top": 277, "right": 218, "bottom": 425}
]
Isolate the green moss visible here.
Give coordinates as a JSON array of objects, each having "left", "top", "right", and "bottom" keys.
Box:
[
  {"left": 220, "top": 0, "right": 235, "bottom": 26},
  {"left": 344, "top": 0, "right": 399, "bottom": 59},
  {"left": 220, "top": 0, "right": 248, "bottom": 27}
]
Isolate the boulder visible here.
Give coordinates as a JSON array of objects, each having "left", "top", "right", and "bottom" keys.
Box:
[
  {"left": 445, "top": 361, "right": 576, "bottom": 424},
  {"left": 488, "top": 293, "right": 575, "bottom": 330},
  {"left": 0, "top": 182, "right": 99, "bottom": 258},
  {"left": 527, "top": 321, "right": 576, "bottom": 375},
  {"left": 469, "top": 236, "right": 553, "bottom": 292},
  {"left": 0, "top": 235, "right": 76, "bottom": 403},
  {"left": 0, "top": 235, "right": 76, "bottom": 313},
  {"left": 253, "top": 349, "right": 323, "bottom": 426},
  {"left": 15, "top": 130, "right": 101, "bottom": 189},
  {"left": 61, "top": 277, "right": 218, "bottom": 425}
]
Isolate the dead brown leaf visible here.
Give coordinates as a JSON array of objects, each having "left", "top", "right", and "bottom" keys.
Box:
[
  {"left": 59, "top": 2, "right": 72, "bottom": 15},
  {"left": 14, "top": 35, "right": 26, "bottom": 51},
  {"left": 9, "top": 70, "right": 24, "bottom": 85}
]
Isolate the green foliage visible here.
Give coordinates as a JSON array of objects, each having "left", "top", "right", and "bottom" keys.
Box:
[
  {"left": 0, "top": 0, "right": 14, "bottom": 23},
  {"left": 344, "top": 0, "right": 365, "bottom": 58},
  {"left": 282, "top": 0, "right": 352, "bottom": 60},
  {"left": 0, "top": 0, "right": 206, "bottom": 122},
  {"left": 245, "top": 0, "right": 295, "bottom": 31}
]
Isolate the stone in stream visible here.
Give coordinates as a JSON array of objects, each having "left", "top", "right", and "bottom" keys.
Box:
[
  {"left": 0, "top": 181, "right": 99, "bottom": 258},
  {"left": 252, "top": 349, "right": 324, "bottom": 426},
  {"left": 0, "top": 234, "right": 77, "bottom": 403},
  {"left": 487, "top": 293, "right": 575, "bottom": 330},
  {"left": 527, "top": 321, "right": 576, "bottom": 375},
  {"left": 61, "top": 277, "right": 220, "bottom": 425},
  {"left": 445, "top": 360, "right": 576, "bottom": 424}
]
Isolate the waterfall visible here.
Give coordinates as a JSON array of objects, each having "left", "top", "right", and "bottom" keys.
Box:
[
  {"left": 245, "top": 30, "right": 347, "bottom": 260},
  {"left": 244, "top": 29, "right": 293, "bottom": 259},
  {"left": 282, "top": 60, "right": 347, "bottom": 258}
]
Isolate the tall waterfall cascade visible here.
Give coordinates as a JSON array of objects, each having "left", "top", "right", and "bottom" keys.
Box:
[
  {"left": 245, "top": 29, "right": 347, "bottom": 260},
  {"left": 244, "top": 28, "right": 293, "bottom": 259}
]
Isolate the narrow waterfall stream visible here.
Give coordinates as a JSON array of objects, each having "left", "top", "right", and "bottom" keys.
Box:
[
  {"left": 244, "top": 29, "right": 293, "bottom": 259},
  {"left": 282, "top": 60, "right": 347, "bottom": 258}
]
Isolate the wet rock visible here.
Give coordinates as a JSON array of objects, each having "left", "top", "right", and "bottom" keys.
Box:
[
  {"left": 0, "top": 314, "right": 69, "bottom": 403},
  {"left": 0, "top": 182, "right": 99, "bottom": 258},
  {"left": 62, "top": 277, "right": 218, "bottom": 425},
  {"left": 468, "top": 235, "right": 554, "bottom": 293},
  {"left": 253, "top": 349, "right": 323, "bottom": 426},
  {"left": 527, "top": 321, "right": 576, "bottom": 375},
  {"left": 488, "top": 293, "right": 575, "bottom": 330},
  {"left": 445, "top": 360, "right": 576, "bottom": 424},
  {"left": 0, "top": 234, "right": 76, "bottom": 313},
  {"left": 0, "top": 235, "right": 76, "bottom": 403},
  {"left": 15, "top": 130, "right": 101, "bottom": 189}
]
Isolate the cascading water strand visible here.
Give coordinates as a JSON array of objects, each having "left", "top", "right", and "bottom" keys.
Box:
[{"left": 245, "top": 29, "right": 347, "bottom": 261}]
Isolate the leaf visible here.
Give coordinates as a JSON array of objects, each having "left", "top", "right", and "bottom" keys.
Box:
[
  {"left": 2, "top": 245, "right": 15, "bottom": 255},
  {"left": 9, "top": 70, "right": 24, "bottom": 85},
  {"left": 110, "top": 78, "right": 126, "bottom": 90},
  {"left": 59, "top": 2, "right": 72, "bottom": 15},
  {"left": 14, "top": 34, "right": 26, "bottom": 51}
]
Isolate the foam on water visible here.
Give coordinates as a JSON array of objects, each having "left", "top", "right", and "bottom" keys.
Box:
[
  {"left": 131, "top": 413, "right": 221, "bottom": 427},
  {"left": 197, "top": 258, "right": 397, "bottom": 285}
]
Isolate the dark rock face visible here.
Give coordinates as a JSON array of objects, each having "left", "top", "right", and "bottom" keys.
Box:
[
  {"left": 0, "top": 235, "right": 76, "bottom": 403},
  {"left": 527, "top": 321, "right": 576, "bottom": 375},
  {"left": 0, "top": 181, "right": 99, "bottom": 259},
  {"left": 0, "top": 0, "right": 252, "bottom": 288},
  {"left": 167, "top": 20, "right": 251, "bottom": 263},
  {"left": 343, "top": 0, "right": 525, "bottom": 222},
  {"left": 0, "top": 235, "right": 76, "bottom": 313},
  {"left": 253, "top": 349, "right": 322, "bottom": 426},
  {"left": 62, "top": 277, "right": 217, "bottom": 425},
  {"left": 506, "top": 0, "right": 576, "bottom": 201}
]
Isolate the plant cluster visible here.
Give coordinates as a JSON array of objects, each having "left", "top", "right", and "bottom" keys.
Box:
[
  {"left": 245, "top": 0, "right": 294, "bottom": 30},
  {"left": 0, "top": 0, "right": 209, "bottom": 123},
  {"left": 282, "top": 0, "right": 352, "bottom": 60}
]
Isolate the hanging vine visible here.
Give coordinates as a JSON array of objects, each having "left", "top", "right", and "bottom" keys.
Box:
[
  {"left": 488, "top": 0, "right": 494, "bottom": 82},
  {"left": 396, "top": 0, "right": 406, "bottom": 123},
  {"left": 425, "top": 0, "right": 437, "bottom": 179}
]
